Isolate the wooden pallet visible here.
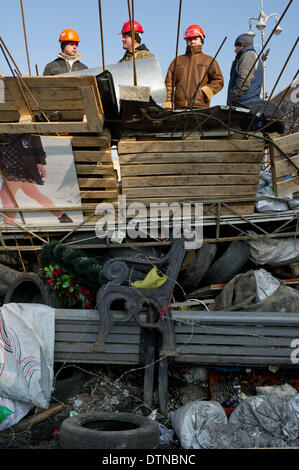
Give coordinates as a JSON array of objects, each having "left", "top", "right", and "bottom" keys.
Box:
[
  {"left": 0, "top": 75, "right": 104, "bottom": 133},
  {"left": 269, "top": 131, "right": 299, "bottom": 197},
  {"left": 70, "top": 130, "right": 120, "bottom": 221},
  {"left": 118, "top": 136, "right": 265, "bottom": 215}
]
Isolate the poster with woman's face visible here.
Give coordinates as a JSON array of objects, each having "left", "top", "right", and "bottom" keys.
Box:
[{"left": 0, "top": 135, "right": 83, "bottom": 226}]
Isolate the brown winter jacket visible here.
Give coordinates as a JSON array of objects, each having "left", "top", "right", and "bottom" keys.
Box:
[{"left": 164, "top": 45, "right": 224, "bottom": 109}]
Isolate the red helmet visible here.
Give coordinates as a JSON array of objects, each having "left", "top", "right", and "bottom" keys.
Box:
[
  {"left": 121, "top": 20, "right": 144, "bottom": 34},
  {"left": 184, "top": 24, "right": 205, "bottom": 40}
]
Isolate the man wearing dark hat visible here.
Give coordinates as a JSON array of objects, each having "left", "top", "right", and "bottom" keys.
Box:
[
  {"left": 227, "top": 33, "right": 263, "bottom": 107},
  {"left": 119, "top": 20, "right": 155, "bottom": 63}
]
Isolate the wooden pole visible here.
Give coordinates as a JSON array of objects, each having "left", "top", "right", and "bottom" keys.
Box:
[
  {"left": 20, "top": 0, "right": 31, "bottom": 76},
  {"left": 98, "top": 0, "right": 106, "bottom": 71},
  {"left": 127, "top": 0, "right": 137, "bottom": 86},
  {"left": 172, "top": 0, "right": 183, "bottom": 110}
]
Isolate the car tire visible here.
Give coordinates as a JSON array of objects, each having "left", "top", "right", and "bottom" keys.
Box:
[
  {"left": 59, "top": 411, "right": 160, "bottom": 449},
  {"left": 4, "top": 272, "right": 47, "bottom": 304},
  {"left": 52, "top": 367, "right": 87, "bottom": 402},
  {"left": 201, "top": 241, "right": 250, "bottom": 286},
  {"left": 180, "top": 243, "right": 217, "bottom": 292}
]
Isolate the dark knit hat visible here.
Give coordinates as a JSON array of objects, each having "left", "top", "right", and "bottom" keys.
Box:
[{"left": 234, "top": 33, "right": 254, "bottom": 47}]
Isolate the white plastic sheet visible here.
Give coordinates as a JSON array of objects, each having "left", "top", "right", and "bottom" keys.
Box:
[{"left": 0, "top": 303, "right": 55, "bottom": 409}]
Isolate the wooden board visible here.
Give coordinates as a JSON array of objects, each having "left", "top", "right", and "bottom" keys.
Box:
[
  {"left": 270, "top": 131, "right": 299, "bottom": 197},
  {"left": 118, "top": 136, "right": 265, "bottom": 214},
  {"left": 0, "top": 76, "right": 104, "bottom": 133}
]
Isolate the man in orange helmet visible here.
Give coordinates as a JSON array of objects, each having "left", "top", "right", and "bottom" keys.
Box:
[
  {"left": 163, "top": 24, "right": 224, "bottom": 110},
  {"left": 119, "top": 20, "right": 155, "bottom": 63},
  {"left": 43, "top": 29, "right": 88, "bottom": 76}
]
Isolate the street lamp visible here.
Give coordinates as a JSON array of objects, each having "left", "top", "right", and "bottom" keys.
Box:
[{"left": 247, "top": 1, "right": 282, "bottom": 99}]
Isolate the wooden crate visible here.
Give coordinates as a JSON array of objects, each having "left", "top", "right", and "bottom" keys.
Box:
[
  {"left": 118, "top": 136, "right": 265, "bottom": 215},
  {"left": 0, "top": 75, "right": 104, "bottom": 133},
  {"left": 269, "top": 131, "right": 299, "bottom": 197},
  {"left": 70, "top": 130, "right": 120, "bottom": 221}
]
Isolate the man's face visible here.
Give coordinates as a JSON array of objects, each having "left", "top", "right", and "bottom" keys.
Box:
[
  {"left": 186, "top": 36, "right": 202, "bottom": 47},
  {"left": 122, "top": 33, "right": 134, "bottom": 52},
  {"left": 235, "top": 45, "right": 244, "bottom": 54},
  {"left": 63, "top": 41, "right": 78, "bottom": 56}
]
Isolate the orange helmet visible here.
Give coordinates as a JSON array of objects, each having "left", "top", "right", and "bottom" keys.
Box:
[
  {"left": 184, "top": 24, "right": 205, "bottom": 40},
  {"left": 121, "top": 20, "right": 144, "bottom": 34},
  {"left": 59, "top": 29, "right": 80, "bottom": 43}
]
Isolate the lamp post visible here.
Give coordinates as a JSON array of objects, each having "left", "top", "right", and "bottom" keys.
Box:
[{"left": 248, "top": 0, "right": 282, "bottom": 99}]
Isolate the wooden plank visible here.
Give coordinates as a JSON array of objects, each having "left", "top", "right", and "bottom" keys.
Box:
[
  {"left": 5, "top": 75, "right": 99, "bottom": 89},
  {"left": 71, "top": 132, "right": 111, "bottom": 148},
  {"left": 273, "top": 154, "right": 299, "bottom": 178},
  {"left": 6, "top": 78, "right": 33, "bottom": 122},
  {"left": 0, "top": 122, "right": 90, "bottom": 133},
  {"left": 176, "top": 334, "right": 292, "bottom": 347},
  {"left": 120, "top": 163, "right": 261, "bottom": 177},
  {"left": 78, "top": 177, "right": 118, "bottom": 188},
  {"left": 54, "top": 342, "right": 140, "bottom": 354},
  {"left": 122, "top": 198, "right": 255, "bottom": 212},
  {"left": 80, "top": 86, "right": 103, "bottom": 133},
  {"left": 80, "top": 189, "right": 119, "bottom": 198},
  {"left": 275, "top": 175, "right": 299, "bottom": 197},
  {"left": 176, "top": 344, "right": 291, "bottom": 357},
  {"left": 122, "top": 174, "right": 259, "bottom": 188},
  {"left": 55, "top": 332, "right": 141, "bottom": 343},
  {"left": 75, "top": 164, "right": 115, "bottom": 175},
  {"left": 122, "top": 185, "right": 259, "bottom": 198},
  {"left": 271, "top": 131, "right": 299, "bottom": 155},
  {"left": 175, "top": 324, "right": 299, "bottom": 337},
  {"left": 118, "top": 139, "right": 265, "bottom": 154},
  {"left": 119, "top": 152, "right": 263, "bottom": 165},
  {"left": 174, "top": 355, "right": 293, "bottom": 365},
  {"left": 54, "top": 353, "right": 140, "bottom": 364},
  {"left": 73, "top": 150, "right": 113, "bottom": 163}
]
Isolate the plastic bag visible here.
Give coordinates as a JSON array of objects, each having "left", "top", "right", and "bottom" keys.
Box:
[
  {"left": 256, "top": 384, "right": 298, "bottom": 400},
  {"left": 254, "top": 269, "right": 281, "bottom": 302},
  {"left": 229, "top": 394, "right": 299, "bottom": 442},
  {"left": 0, "top": 397, "right": 33, "bottom": 431},
  {"left": 247, "top": 230, "right": 299, "bottom": 267},
  {"left": 170, "top": 400, "right": 227, "bottom": 449}
]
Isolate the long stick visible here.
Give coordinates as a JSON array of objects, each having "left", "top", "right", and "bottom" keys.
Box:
[
  {"left": 231, "top": 0, "right": 293, "bottom": 105},
  {"left": 20, "top": 0, "right": 31, "bottom": 76},
  {"left": 127, "top": 0, "right": 137, "bottom": 86},
  {"left": 172, "top": 0, "right": 183, "bottom": 110},
  {"left": 98, "top": 0, "right": 106, "bottom": 71},
  {"left": 0, "top": 36, "right": 22, "bottom": 76},
  {"left": 190, "top": 36, "right": 227, "bottom": 108}
]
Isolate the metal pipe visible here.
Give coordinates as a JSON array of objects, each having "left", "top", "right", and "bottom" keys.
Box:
[
  {"left": 190, "top": 36, "right": 227, "bottom": 108},
  {"left": 231, "top": 0, "right": 293, "bottom": 105},
  {"left": 98, "top": 0, "right": 106, "bottom": 71},
  {"left": 0, "top": 36, "right": 22, "bottom": 76},
  {"left": 20, "top": 0, "right": 31, "bottom": 76},
  {"left": 172, "top": 0, "right": 183, "bottom": 110},
  {"left": 127, "top": 0, "right": 137, "bottom": 85}
]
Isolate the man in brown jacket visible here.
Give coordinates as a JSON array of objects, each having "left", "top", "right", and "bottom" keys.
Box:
[{"left": 163, "top": 24, "right": 224, "bottom": 110}]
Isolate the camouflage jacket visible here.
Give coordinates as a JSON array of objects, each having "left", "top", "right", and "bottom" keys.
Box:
[{"left": 119, "top": 44, "right": 155, "bottom": 63}]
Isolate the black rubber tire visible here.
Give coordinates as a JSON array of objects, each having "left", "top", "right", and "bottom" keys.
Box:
[
  {"left": 52, "top": 367, "right": 87, "bottom": 402},
  {"left": 4, "top": 272, "right": 47, "bottom": 304},
  {"left": 201, "top": 241, "right": 250, "bottom": 286},
  {"left": 180, "top": 243, "right": 217, "bottom": 292},
  {"left": 59, "top": 411, "right": 160, "bottom": 449}
]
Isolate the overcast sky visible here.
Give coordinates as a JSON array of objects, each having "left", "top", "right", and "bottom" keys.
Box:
[{"left": 0, "top": 0, "right": 298, "bottom": 105}]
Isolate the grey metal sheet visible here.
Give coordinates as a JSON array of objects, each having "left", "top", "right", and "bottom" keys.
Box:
[
  {"left": 65, "top": 57, "right": 166, "bottom": 107},
  {"left": 174, "top": 355, "right": 294, "bottom": 365},
  {"left": 175, "top": 334, "right": 293, "bottom": 347}
]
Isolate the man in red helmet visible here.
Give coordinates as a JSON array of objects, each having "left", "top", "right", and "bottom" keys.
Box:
[
  {"left": 163, "top": 24, "right": 224, "bottom": 110},
  {"left": 119, "top": 20, "right": 155, "bottom": 63},
  {"left": 43, "top": 29, "right": 88, "bottom": 76}
]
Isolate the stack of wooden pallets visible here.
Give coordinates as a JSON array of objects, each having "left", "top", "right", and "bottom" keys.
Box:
[
  {"left": 269, "top": 131, "right": 299, "bottom": 197},
  {"left": 118, "top": 136, "right": 265, "bottom": 215}
]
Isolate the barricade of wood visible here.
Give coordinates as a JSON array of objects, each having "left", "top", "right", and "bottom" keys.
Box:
[
  {"left": 118, "top": 136, "right": 265, "bottom": 215},
  {"left": 269, "top": 131, "right": 299, "bottom": 197},
  {"left": 0, "top": 75, "right": 104, "bottom": 133}
]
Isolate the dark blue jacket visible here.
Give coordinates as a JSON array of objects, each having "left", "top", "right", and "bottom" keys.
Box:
[{"left": 227, "top": 46, "right": 263, "bottom": 106}]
